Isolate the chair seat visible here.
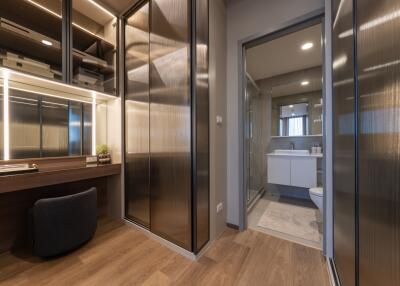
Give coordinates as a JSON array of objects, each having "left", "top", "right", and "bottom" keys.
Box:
[{"left": 32, "top": 188, "right": 97, "bottom": 257}]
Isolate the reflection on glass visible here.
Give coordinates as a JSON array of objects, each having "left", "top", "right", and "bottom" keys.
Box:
[
  {"left": 82, "top": 102, "right": 92, "bottom": 155},
  {"left": 9, "top": 90, "right": 41, "bottom": 159},
  {"left": 279, "top": 103, "right": 309, "bottom": 136},
  {"left": 0, "top": 0, "right": 63, "bottom": 81},
  {"left": 69, "top": 101, "right": 82, "bottom": 155},
  {"left": 72, "top": 0, "right": 117, "bottom": 95},
  {"left": 41, "top": 96, "right": 68, "bottom": 157},
  {"left": 4, "top": 89, "right": 96, "bottom": 160}
]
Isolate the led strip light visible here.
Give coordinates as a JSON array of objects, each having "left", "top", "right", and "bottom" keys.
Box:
[
  {"left": 3, "top": 70, "right": 9, "bottom": 160},
  {"left": 92, "top": 91, "right": 97, "bottom": 156}
]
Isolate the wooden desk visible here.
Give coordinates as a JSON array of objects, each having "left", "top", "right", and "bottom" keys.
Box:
[
  {"left": 0, "top": 157, "right": 122, "bottom": 254},
  {"left": 0, "top": 163, "right": 121, "bottom": 194}
]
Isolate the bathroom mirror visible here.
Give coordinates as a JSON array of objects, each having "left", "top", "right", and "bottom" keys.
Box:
[{"left": 271, "top": 90, "right": 323, "bottom": 137}]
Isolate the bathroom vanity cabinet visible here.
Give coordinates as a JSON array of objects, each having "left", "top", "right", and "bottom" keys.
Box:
[{"left": 267, "top": 152, "right": 321, "bottom": 188}]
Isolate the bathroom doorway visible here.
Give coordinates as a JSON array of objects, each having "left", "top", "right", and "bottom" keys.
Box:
[{"left": 242, "top": 15, "right": 325, "bottom": 249}]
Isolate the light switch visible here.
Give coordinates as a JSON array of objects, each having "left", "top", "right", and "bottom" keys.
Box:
[{"left": 216, "top": 115, "right": 223, "bottom": 126}]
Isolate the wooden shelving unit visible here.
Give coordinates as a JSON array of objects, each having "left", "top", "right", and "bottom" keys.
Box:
[{"left": 0, "top": 0, "right": 117, "bottom": 97}]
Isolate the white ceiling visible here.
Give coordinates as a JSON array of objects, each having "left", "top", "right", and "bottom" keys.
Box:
[
  {"left": 246, "top": 24, "right": 322, "bottom": 81},
  {"left": 270, "top": 77, "right": 322, "bottom": 97}
]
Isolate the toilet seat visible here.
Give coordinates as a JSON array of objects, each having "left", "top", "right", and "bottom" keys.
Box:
[{"left": 310, "top": 187, "right": 323, "bottom": 197}]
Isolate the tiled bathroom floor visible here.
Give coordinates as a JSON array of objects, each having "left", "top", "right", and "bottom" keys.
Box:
[{"left": 247, "top": 192, "right": 323, "bottom": 250}]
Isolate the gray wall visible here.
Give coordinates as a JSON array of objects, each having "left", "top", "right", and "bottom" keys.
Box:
[
  {"left": 226, "top": 0, "right": 325, "bottom": 225},
  {"left": 209, "top": 0, "right": 227, "bottom": 240}
]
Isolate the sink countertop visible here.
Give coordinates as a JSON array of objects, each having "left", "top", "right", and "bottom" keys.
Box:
[{"left": 266, "top": 152, "right": 323, "bottom": 158}]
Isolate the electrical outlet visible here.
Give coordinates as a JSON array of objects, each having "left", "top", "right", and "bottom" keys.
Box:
[{"left": 216, "top": 202, "right": 223, "bottom": 213}]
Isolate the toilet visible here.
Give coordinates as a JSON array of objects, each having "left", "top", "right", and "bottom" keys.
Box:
[{"left": 309, "top": 187, "right": 323, "bottom": 213}]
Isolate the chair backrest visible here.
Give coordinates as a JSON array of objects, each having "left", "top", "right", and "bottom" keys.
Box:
[{"left": 32, "top": 187, "right": 97, "bottom": 257}]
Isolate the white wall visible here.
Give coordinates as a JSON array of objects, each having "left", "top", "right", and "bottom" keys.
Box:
[
  {"left": 226, "top": 0, "right": 324, "bottom": 225},
  {"left": 209, "top": 0, "right": 228, "bottom": 239}
]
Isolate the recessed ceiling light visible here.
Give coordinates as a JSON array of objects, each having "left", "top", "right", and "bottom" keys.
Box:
[
  {"left": 289, "top": 105, "right": 294, "bottom": 108},
  {"left": 301, "top": 42, "right": 314, "bottom": 50},
  {"left": 41, "top": 39, "right": 53, "bottom": 46},
  {"left": 301, "top": 81, "right": 310, "bottom": 86}
]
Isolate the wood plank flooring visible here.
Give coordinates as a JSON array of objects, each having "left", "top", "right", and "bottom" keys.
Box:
[{"left": 0, "top": 220, "right": 331, "bottom": 286}]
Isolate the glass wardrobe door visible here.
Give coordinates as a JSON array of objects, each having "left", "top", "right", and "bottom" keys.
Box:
[
  {"left": 124, "top": 2, "right": 150, "bottom": 227},
  {"left": 357, "top": 0, "right": 400, "bottom": 285},
  {"left": 332, "top": 0, "right": 356, "bottom": 285}
]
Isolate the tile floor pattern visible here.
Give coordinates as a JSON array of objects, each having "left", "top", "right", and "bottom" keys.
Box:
[{"left": 248, "top": 192, "right": 323, "bottom": 249}]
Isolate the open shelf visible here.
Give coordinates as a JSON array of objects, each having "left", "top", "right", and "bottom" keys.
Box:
[
  {"left": 0, "top": 67, "right": 117, "bottom": 103},
  {"left": 0, "top": 0, "right": 117, "bottom": 96}
]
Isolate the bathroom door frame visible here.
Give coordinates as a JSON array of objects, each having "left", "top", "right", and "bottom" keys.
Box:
[{"left": 237, "top": 8, "right": 327, "bottom": 248}]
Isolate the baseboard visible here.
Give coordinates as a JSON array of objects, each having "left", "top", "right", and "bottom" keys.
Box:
[
  {"left": 327, "top": 257, "right": 340, "bottom": 286},
  {"left": 226, "top": 222, "right": 239, "bottom": 230},
  {"left": 124, "top": 219, "right": 197, "bottom": 261}
]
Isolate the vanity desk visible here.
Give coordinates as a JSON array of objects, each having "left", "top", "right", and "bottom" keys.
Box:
[
  {"left": 0, "top": 157, "right": 121, "bottom": 194},
  {"left": 0, "top": 156, "right": 122, "bottom": 254}
]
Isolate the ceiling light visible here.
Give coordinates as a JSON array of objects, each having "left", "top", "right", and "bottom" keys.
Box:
[
  {"left": 301, "top": 81, "right": 310, "bottom": 86},
  {"left": 41, "top": 39, "right": 53, "bottom": 46},
  {"left": 301, "top": 42, "right": 314, "bottom": 50},
  {"left": 289, "top": 105, "right": 294, "bottom": 108}
]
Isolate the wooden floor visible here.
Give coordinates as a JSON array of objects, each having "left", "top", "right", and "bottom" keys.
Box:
[{"left": 0, "top": 220, "right": 330, "bottom": 286}]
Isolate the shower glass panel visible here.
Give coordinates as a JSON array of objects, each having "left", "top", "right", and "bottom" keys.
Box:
[
  {"left": 245, "top": 77, "right": 264, "bottom": 206},
  {"left": 124, "top": 2, "right": 150, "bottom": 227}
]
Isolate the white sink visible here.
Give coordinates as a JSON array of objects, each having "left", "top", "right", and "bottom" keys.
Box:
[{"left": 273, "top": 149, "right": 310, "bottom": 155}]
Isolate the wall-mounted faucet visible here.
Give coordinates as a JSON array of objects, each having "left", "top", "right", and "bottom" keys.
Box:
[{"left": 290, "top": 142, "right": 295, "bottom": 150}]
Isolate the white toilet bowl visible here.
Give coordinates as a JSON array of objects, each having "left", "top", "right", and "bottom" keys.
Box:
[{"left": 309, "top": 187, "right": 323, "bottom": 213}]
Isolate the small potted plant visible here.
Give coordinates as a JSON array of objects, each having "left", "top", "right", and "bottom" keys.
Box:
[{"left": 96, "top": 144, "right": 111, "bottom": 164}]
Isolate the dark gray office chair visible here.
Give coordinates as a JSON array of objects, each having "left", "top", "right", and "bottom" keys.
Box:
[{"left": 31, "top": 187, "right": 97, "bottom": 258}]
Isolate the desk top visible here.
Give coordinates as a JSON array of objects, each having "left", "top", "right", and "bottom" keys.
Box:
[{"left": 0, "top": 157, "right": 121, "bottom": 194}]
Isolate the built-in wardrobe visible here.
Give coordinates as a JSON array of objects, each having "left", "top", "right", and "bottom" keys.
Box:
[
  {"left": 123, "top": 0, "right": 209, "bottom": 253},
  {"left": 332, "top": 0, "right": 400, "bottom": 285}
]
